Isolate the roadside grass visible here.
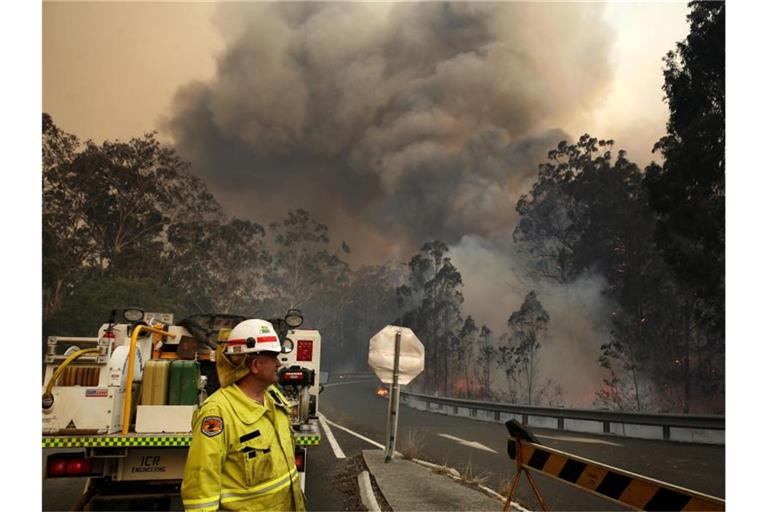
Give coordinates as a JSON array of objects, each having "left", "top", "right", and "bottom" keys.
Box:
[
  {"left": 459, "top": 459, "right": 491, "bottom": 486},
  {"left": 431, "top": 462, "right": 454, "bottom": 476},
  {"left": 496, "top": 470, "right": 514, "bottom": 498},
  {"left": 495, "top": 470, "right": 536, "bottom": 511},
  {"left": 398, "top": 428, "right": 426, "bottom": 460}
]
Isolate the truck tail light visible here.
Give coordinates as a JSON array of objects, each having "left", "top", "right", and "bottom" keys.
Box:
[
  {"left": 295, "top": 448, "right": 306, "bottom": 472},
  {"left": 297, "top": 340, "right": 313, "bottom": 362},
  {"left": 47, "top": 458, "right": 68, "bottom": 477},
  {"left": 46, "top": 454, "right": 101, "bottom": 478}
]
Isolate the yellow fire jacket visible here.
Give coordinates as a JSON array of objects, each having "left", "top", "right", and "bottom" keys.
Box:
[{"left": 181, "top": 383, "right": 306, "bottom": 512}]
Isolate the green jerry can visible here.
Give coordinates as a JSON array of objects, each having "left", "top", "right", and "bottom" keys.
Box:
[
  {"left": 141, "top": 360, "right": 171, "bottom": 405},
  {"left": 168, "top": 360, "right": 200, "bottom": 405}
]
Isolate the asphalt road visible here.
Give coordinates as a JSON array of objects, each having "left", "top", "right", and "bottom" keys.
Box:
[
  {"left": 42, "top": 376, "right": 725, "bottom": 511},
  {"left": 319, "top": 378, "right": 725, "bottom": 511}
]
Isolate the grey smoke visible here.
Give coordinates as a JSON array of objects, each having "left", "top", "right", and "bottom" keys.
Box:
[
  {"left": 164, "top": 2, "right": 615, "bottom": 261},
  {"left": 451, "top": 235, "right": 612, "bottom": 405},
  {"left": 163, "top": 2, "right": 617, "bottom": 401}
]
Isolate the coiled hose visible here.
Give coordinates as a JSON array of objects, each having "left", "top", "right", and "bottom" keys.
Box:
[{"left": 42, "top": 347, "right": 100, "bottom": 408}]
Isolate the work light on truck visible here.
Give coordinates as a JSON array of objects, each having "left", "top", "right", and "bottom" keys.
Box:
[
  {"left": 122, "top": 308, "right": 145, "bottom": 323},
  {"left": 285, "top": 309, "right": 304, "bottom": 328}
]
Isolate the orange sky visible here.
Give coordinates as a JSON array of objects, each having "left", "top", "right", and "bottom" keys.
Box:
[
  {"left": 43, "top": 2, "right": 688, "bottom": 165},
  {"left": 43, "top": 2, "right": 224, "bottom": 144}
]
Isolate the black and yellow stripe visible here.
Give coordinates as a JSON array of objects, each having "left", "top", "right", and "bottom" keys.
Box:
[
  {"left": 505, "top": 420, "right": 724, "bottom": 511},
  {"left": 295, "top": 435, "right": 321, "bottom": 446},
  {"left": 43, "top": 431, "right": 321, "bottom": 448},
  {"left": 42, "top": 435, "right": 192, "bottom": 448}
]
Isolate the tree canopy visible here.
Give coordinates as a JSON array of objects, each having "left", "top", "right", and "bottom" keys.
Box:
[
  {"left": 41, "top": 115, "right": 401, "bottom": 376},
  {"left": 644, "top": 1, "right": 725, "bottom": 341}
]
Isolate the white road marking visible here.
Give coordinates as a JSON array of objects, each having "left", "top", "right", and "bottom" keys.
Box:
[
  {"left": 318, "top": 413, "right": 346, "bottom": 458},
  {"left": 437, "top": 433, "right": 498, "bottom": 453},
  {"left": 321, "top": 416, "right": 530, "bottom": 511},
  {"left": 535, "top": 434, "right": 623, "bottom": 447},
  {"left": 321, "top": 415, "right": 385, "bottom": 450},
  {"left": 323, "top": 379, "right": 378, "bottom": 388}
]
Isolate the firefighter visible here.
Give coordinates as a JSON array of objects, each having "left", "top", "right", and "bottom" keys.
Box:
[{"left": 181, "top": 319, "right": 306, "bottom": 512}]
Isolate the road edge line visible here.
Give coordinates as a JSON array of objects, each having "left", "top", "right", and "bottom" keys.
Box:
[
  {"left": 323, "top": 379, "right": 377, "bottom": 388},
  {"left": 322, "top": 416, "right": 528, "bottom": 511},
  {"left": 323, "top": 417, "right": 385, "bottom": 450},
  {"left": 318, "top": 413, "right": 346, "bottom": 459}
]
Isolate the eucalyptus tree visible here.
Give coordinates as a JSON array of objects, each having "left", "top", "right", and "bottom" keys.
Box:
[
  {"left": 644, "top": 1, "right": 725, "bottom": 412},
  {"left": 397, "top": 240, "right": 464, "bottom": 394},
  {"left": 496, "top": 344, "right": 519, "bottom": 402},
  {"left": 514, "top": 135, "right": 689, "bottom": 410},
  {"left": 44, "top": 127, "right": 222, "bottom": 278},
  {"left": 452, "top": 315, "right": 477, "bottom": 397},
  {"left": 341, "top": 264, "right": 401, "bottom": 370},
  {"left": 506, "top": 291, "right": 550, "bottom": 405},
  {"left": 42, "top": 116, "right": 224, "bottom": 336},
  {"left": 265, "top": 209, "right": 355, "bottom": 371},
  {"left": 167, "top": 218, "right": 270, "bottom": 314},
  {"left": 43, "top": 114, "right": 84, "bottom": 321},
  {"left": 477, "top": 325, "right": 496, "bottom": 400},
  {"left": 266, "top": 209, "right": 339, "bottom": 310}
]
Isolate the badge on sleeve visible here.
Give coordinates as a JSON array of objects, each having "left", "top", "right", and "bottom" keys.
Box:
[{"left": 201, "top": 416, "right": 224, "bottom": 437}]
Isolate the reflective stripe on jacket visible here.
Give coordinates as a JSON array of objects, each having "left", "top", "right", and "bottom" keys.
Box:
[{"left": 181, "top": 383, "right": 305, "bottom": 511}]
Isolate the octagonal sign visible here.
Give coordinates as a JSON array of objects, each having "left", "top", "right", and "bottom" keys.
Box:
[{"left": 368, "top": 325, "right": 424, "bottom": 385}]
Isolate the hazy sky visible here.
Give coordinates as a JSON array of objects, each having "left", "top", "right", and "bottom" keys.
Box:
[
  {"left": 42, "top": 1, "right": 692, "bottom": 402},
  {"left": 44, "top": 2, "right": 225, "bottom": 144},
  {"left": 43, "top": 1, "right": 689, "bottom": 260},
  {"left": 43, "top": 2, "right": 687, "bottom": 160}
]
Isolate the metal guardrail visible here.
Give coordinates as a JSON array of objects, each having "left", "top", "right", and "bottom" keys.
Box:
[{"left": 400, "top": 391, "right": 724, "bottom": 444}]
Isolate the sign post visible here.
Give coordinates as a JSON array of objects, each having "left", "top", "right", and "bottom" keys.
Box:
[
  {"left": 383, "top": 329, "right": 401, "bottom": 462},
  {"left": 368, "top": 325, "right": 424, "bottom": 463}
]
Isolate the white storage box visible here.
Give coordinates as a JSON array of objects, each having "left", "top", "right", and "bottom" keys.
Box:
[{"left": 135, "top": 405, "right": 195, "bottom": 433}]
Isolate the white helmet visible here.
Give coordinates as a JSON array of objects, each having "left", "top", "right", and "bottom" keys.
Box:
[{"left": 223, "top": 319, "right": 283, "bottom": 355}]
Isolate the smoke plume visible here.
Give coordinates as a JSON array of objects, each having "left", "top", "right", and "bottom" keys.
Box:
[
  {"left": 165, "top": 2, "right": 614, "bottom": 264},
  {"left": 163, "top": 2, "right": 617, "bottom": 401},
  {"left": 451, "top": 235, "right": 612, "bottom": 405}
]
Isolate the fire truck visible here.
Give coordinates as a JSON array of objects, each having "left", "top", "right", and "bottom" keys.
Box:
[{"left": 42, "top": 308, "right": 323, "bottom": 510}]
